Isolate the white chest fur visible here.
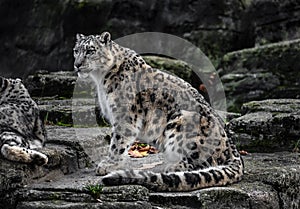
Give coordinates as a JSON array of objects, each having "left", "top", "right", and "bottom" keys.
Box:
[{"left": 96, "top": 84, "right": 113, "bottom": 123}]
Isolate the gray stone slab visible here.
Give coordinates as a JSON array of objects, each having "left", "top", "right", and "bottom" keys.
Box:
[{"left": 1, "top": 126, "right": 299, "bottom": 209}]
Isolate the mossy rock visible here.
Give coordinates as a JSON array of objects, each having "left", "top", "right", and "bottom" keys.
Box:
[
  {"left": 219, "top": 39, "right": 300, "bottom": 112},
  {"left": 228, "top": 99, "right": 300, "bottom": 152},
  {"left": 37, "top": 99, "right": 109, "bottom": 128},
  {"left": 143, "top": 55, "right": 193, "bottom": 84},
  {"left": 25, "top": 71, "right": 77, "bottom": 98}
]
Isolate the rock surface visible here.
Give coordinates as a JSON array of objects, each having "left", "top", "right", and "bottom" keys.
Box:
[
  {"left": 38, "top": 98, "right": 108, "bottom": 127},
  {"left": 1, "top": 126, "right": 299, "bottom": 209},
  {"left": 25, "top": 71, "right": 78, "bottom": 98},
  {"left": 249, "top": 0, "right": 300, "bottom": 46},
  {"left": 228, "top": 99, "right": 300, "bottom": 152},
  {"left": 1, "top": 78, "right": 300, "bottom": 208},
  {"left": 1, "top": 0, "right": 300, "bottom": 78},
  {"left": 219, "top": 39, "right": 300, "bottom": 112}
]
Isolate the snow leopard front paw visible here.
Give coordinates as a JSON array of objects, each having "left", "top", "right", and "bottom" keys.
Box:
[
  {"left": 30, "top": 150, "right": 48, "bottom": 166},
  {"left": 1, "top": 144, "right": 48, "bottom": 165},
  {"left": 96, "top": 160, "right": 123, "bottom": 176}
]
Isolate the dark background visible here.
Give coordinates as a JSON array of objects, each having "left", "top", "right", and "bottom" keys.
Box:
[{"left": 1, "top": 0, "right": 300, "bottom": 79}]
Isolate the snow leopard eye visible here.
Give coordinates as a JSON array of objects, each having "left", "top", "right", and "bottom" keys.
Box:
[{"left": 73, "top": 49, "right": 79, "bottom": 55}]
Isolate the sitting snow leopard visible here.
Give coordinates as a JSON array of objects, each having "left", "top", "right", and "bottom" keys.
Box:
[
  {"left": 0, "top": 77, "right": 48, "bottom": 165},
  {"left": 73, "top": 32, "right": 244, "bottom": 191}
]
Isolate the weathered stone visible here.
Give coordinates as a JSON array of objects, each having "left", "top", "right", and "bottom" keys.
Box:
[
  {"left": 150, "top": 187, "right": 249, "bottom": 209},
  {"left": 16, "top": 201, "right": 152, "bottom": 209},
  {"left": 0, "top": 0, "right": 251, "bottom": 79},
  {"left": 0, "top": 140, "right": 90, "bottom": 195},
  {"left": 242, "top": 152, "right": 300, "bottom": 209},
  {"left": 46, "top": 126, "right": 110, "bottom": 164},
  {"left": 0, "top": 128, "right": 92, "bottom": 209},
  {"left": 11, "top": 151, "right": 300, "bottom": 209},
  {"left": 0, "top": 127, "right": 96, "bottom": 187},
  {"left": 143, "top": 56, "right": 193, "bottom": 84},
  {"left": 24, "top": 71, "right": 79, "bottom": 98},
  {"left": 0, "top": 0, "right": 109, "bottom": 79},
  {"left": 1, "top": 125, "right": 299, "bottom": 209},
  {"left": 228, "top": 99, "right": 300, "bottom": 152},
  {"left": 241, "top": 99, "right": 300, "bottom": 115},
  {"left": 16, "top": 189, "right": 94, "bottom": 204},
  {"left": 236, "top": 182, "right": 280, "bottom": 209},
  {"left": 219, "top": 40, "right": 300, "bottom": 112},
  {"left": 37, "top": 99, "right": 109, "bottom": 127},
  {"left": 248, "top": 0, "right": 300, "bottom": 46}
]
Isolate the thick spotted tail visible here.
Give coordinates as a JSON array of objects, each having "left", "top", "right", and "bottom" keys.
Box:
[{"left": 101, "top": 159, "right": 244, "bottom": 191}]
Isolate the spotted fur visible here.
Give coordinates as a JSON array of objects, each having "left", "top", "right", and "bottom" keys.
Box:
[
  {"left": 73, "top": 32, "right": 243, "bottom": 191},
  {"left": 0, "top": 77, "right": 47, "bottom": 165}
]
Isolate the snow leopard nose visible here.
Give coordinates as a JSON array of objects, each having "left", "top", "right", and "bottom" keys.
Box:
[{"left": 74, "top": 60, "right": 82, "bottom": 69}]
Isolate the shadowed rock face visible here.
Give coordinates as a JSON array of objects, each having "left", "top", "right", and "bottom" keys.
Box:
[
  {"left": 219, "top": 39, "right": 300, "bottom": 112},
  {"left": 228, "top": 99, "right": 300, "bottom": 152},
  {"left": 1, "top": 0, "right": 300, "bottom": 79}
]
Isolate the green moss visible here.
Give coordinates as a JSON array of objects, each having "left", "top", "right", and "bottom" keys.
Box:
[
  {"left": 58, "top": 97, "right": 68, "bottom": 100},
  {"left": 242, "top": 101, "right": 261, "bottom": 112},
  {"left": 240, "top": 0, "right": 253, "bottom": 7},
  {"left": 56, "top": 122, "right": 73, "bottom": 127},
  {"left": 73, "top": 0, "right": 89, "bottom": 9}
]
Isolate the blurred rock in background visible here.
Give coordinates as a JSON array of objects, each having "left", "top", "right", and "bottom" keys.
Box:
[{"left": 0, "top": 0, "right": 299, "bottom": 78}]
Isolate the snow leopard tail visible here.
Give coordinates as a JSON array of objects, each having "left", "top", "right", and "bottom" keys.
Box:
[{"left": 101, "top": 159, "right": 244, "bottom": 191}]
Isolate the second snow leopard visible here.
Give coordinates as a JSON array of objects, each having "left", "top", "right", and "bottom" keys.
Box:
[{"left": 0, "top": 77, "right": 48, "bottom": 165}]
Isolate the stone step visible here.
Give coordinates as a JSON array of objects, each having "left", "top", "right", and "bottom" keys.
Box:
[
  {"left": 37, "top": 98, "right": 300, "bottom": 153},
  {"left": 12, "top": 151, "right": 300, "bottom": 209},
  {"left": 36, "top": 98, "right": 239, "bottom": 128},
  {"left": 16, "top": 201, "right": 153, "bottom": 209},
  {"left": 36, "top": 99, "right": 108, "bottom": 127},
  {"left": 0, "top": 126, "right": 109, "bottom": 192},
  {"left": 218, "top": 39, "right": 300, "bottom": 112},
  {"left": 25, "top": 71, "right": 78, "bottom": 98},
  {"left": 1, "top": 126, "right": 299, "bottom": 209},
  {"left": 228, "top": 99, "right": 300, "bottom": 152}
]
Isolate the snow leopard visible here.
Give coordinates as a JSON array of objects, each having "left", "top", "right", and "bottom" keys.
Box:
[{"left": 73, "top": 32, "right": 243, "bottom": 191}]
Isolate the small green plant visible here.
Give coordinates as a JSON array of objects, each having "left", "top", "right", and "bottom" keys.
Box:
[
  {"left": 44, "top": 112, "right": 49, "bottom": 124},
  {"left": 85, "top": 184, "right": 103, "bottom": 199},
  {"left": 50, "top": 192, "right": 60, "bottom": 201},
  {"left": 293, "top": 139, "right": 300, "bottom": 153}
]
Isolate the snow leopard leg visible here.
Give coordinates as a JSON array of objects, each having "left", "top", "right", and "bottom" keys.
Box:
[
  {"left": 96, "top": 124, "right": 138, "bottom": 175},
  {"left": 0, "top": 131, "right": 48, "bottom": 165}
]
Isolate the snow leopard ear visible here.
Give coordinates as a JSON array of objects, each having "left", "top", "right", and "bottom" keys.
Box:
[
  {"left": 0, "top": 76, "right": 3, "bottom": 89},
  {"left": 99, "top": 32, "right": 111, "bottom": 45},
  {"left": 0, "top": 76, "right": 7, "bottom": 91},
  {"left": 76, "top": 34, "right": 85, "bottom": 41}
]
